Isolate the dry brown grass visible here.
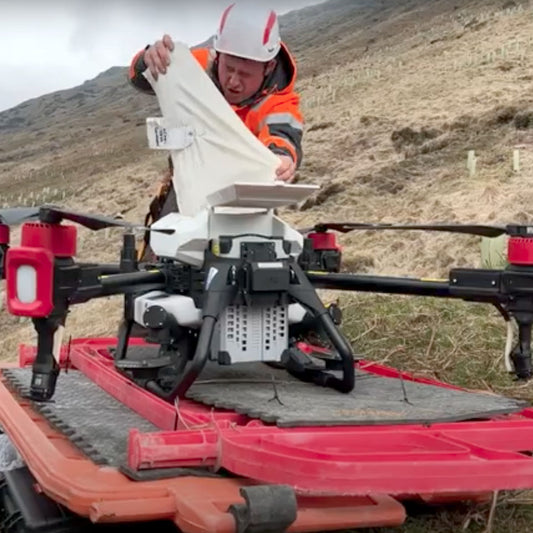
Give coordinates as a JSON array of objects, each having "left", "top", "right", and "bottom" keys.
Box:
[{"left": 285, "top": 0, "right": 533, "bottom": 278}]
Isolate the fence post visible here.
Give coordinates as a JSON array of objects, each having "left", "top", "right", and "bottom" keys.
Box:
[
  {"left": 513, "top": 149, "right": 521, "bottom": 173},
  {"left": 467, "top": 150, "right": 477, "bottom": 176}
]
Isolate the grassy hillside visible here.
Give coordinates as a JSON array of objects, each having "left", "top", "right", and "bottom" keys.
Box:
[{"left": 2, "top": 0, "right": 533, "bottom": 530}]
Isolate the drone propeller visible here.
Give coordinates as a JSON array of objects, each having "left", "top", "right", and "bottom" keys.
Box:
[
  {"left": 38, "top": 206, "right": 174, "bottom": 234},
  {"left": 0, "top": 207, "right": 40, "bottom": 226},
  {"left": 303, "top": 222, "right": 515, "bottom": 238},
  {"left": 0, "top": 205, "right": 173, "bottom": 234}
]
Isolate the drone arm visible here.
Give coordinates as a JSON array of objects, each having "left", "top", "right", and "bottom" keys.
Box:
[
  {"left": 65, "top": 269, "right": 167, "bottom": 303},
  {"left": 90, "top": 263, "right": 122, "bottom": 275},
  {"left": 306, "top": 270, "right": 510, "bottom": 304},
  {"left": 307, "top": 268, "right": 533, "bottom": 381},
  {"left": 97, "top": 270, "right": 166, "bottom": 296},
  {"left": 307, "top": 272, "right": 459, "bottom": 299}
]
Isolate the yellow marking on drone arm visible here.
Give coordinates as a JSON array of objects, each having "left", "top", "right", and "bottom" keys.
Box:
[{"left": 98, "top": 268, "right": 162, "bottom": 280}]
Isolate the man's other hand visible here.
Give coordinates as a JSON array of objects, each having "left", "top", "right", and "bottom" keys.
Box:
[
  {"left": 144, "top": 34, "right": 175, "bottom": 80},
  {"left": 275, "top": 155, "right": 296, "bottom": 183}
]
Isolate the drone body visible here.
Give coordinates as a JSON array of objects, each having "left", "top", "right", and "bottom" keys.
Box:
[
  {"left": 145, "top": 198, "right": 309, "bottom": 364},
  {"left": 119, "top": 182, "right": 354, "bottom": 400}
]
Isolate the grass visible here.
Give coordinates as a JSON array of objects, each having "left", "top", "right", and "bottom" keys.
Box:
[
  {"left": 341, "top": 294, "right": 513, "bottom": 391},
  {"left": 332, "top": 292, "right": 533, "bottom": 532},
  {"left": 361, "top": 500, "right": 533, "bottom": 533}
]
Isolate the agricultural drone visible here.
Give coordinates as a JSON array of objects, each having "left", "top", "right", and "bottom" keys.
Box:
[{"left": 0, "top": 195, "right": 532, "bottom": 404}]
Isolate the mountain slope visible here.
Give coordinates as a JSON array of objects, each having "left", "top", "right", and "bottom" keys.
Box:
[{"left": 0, "top": 0, "right": 532, "bottom": 337}]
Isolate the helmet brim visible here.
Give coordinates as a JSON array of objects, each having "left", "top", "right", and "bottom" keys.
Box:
[{"left": 213, "top": 43, "right": 280, "bottom": 63}]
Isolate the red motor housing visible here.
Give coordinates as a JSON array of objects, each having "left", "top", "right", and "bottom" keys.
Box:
[
  {"left": 0, "top": 224, "right": 9, "bottom": 246},
  {"left": 301, "top": 231, "right": 343, "bottom": 273},
  {"left": 308, "top": 231, "right": 341, "bottom": 252},
  {"left": 507, "top": 236, "right": 533, "bottom": 266},
  {"left": 20, "top": 222, "right": 77, "bottom": 257},
  {"left": 5, "top": 222, "right": 77, "bottom": 317}
]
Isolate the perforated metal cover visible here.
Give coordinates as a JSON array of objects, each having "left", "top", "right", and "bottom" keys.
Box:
[{"left": 220, "top": 305, "right": 288, "bottom": 363}]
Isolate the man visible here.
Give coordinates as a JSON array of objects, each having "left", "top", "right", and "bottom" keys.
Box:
[
  {"left": 129, "top": 3, "right": 304, "bottom": 260},
  {"left": 129, "top": 2, "right": 303, "bottom": 224}
]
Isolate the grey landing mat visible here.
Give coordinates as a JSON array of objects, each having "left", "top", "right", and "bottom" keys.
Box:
[
  {"left": 183, "top": 361, "right": 528, "bottom": 428},
  {"left": 2, "top": 368, "right": 158, "bottom": 469}
]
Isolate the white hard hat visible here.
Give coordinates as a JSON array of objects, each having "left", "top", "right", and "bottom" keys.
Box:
[{"left": 213, "top": 3, "right": 281, "bottom": 62}]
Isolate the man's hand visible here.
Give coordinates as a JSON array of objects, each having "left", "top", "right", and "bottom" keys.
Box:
[
  {"left": 144, "top": 34, "right": 174, "bottom": 80},
  {"left": 275, "top": 155, "right": 296, "bottom": 183}
]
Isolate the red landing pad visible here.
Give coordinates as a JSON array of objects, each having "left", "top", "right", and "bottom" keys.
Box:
[{"left": 4, "top": 337, "right": 533, "bottom": 531}]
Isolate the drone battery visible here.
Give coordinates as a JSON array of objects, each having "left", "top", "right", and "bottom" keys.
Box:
[{"left": 249, "top": 262, "right": 290, "bottom": 292}]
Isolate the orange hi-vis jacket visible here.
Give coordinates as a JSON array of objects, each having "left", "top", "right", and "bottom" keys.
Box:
[{"left": 129, "top": 43, "right": 303, "bottom": 166}]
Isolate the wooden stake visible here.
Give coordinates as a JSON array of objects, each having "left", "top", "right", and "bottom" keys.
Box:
[
  {"left": 513, "top": 149, "right": 520, "bottom": 173},
  {"left": 467, "top": 150, "right": 477, "bottom": 176}
]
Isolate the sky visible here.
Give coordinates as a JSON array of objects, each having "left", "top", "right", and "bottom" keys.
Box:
[{"left": 0, "top": 0, "right": 327, "bottom": 112}]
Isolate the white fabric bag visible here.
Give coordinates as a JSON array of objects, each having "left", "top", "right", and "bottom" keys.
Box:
[{"left": 143, "top": 42, "right": 280, "bottom": 217}]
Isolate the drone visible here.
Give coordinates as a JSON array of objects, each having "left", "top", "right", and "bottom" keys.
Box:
[
  {"left": 2, "top": 42, "right": 531, "bottom": 405},
  {"left": 0, "top": 195, "right": 532, "bottom": 404}
]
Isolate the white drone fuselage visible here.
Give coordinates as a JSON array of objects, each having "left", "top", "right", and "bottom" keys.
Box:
[{"left": 133, "top": 183, "right": 317, "bottom": 365}]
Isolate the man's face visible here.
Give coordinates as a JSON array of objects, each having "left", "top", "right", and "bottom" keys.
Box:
[{"left": 217, "top": 53, "right": 271, "bottom": 104}]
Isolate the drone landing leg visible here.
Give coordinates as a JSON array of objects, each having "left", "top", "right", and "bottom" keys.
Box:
[
  {"left": 114, "top": 319, "right": 133, "bottom": 361},
  {"left": 114, "top": 232, "right": 138, "bottom": 362},
  {"left": 288, "top": 264, "right": 355, "bottom": 393},
  {"left": 512, "top": 318, "right": 533, "bottom": 380},
  {"left": 30, "top": 312, "right": 66, "bottom": 401}
]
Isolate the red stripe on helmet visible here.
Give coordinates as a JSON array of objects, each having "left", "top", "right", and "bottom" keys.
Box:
[
  {"left": 263, "top": 10, "right": 277, "bottom": 45},
  {"left": 219, "top": 3, "right": 235, "bottom": 34}
]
